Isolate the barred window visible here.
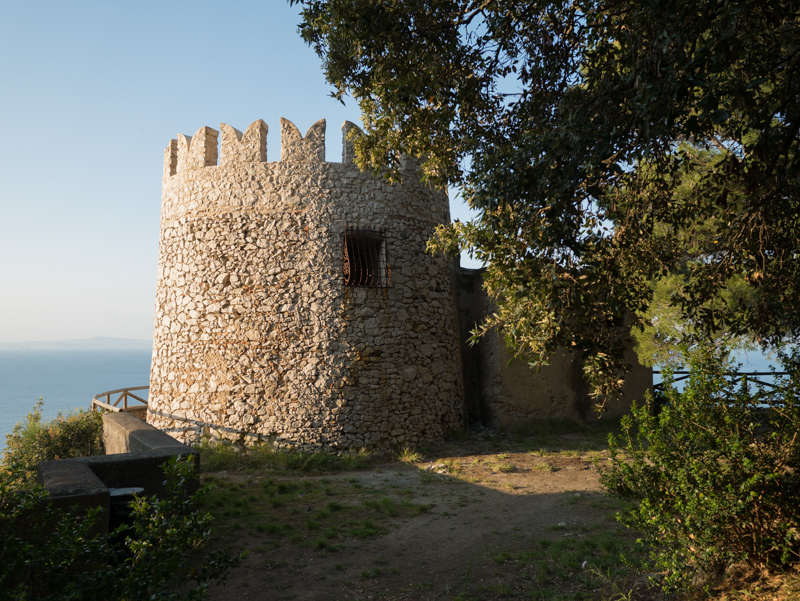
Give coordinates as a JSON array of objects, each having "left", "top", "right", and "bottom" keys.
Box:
[{"left": 343, "top": 226, "right": 390, "bottom": 287}]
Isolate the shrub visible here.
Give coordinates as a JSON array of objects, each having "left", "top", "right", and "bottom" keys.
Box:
[
  {"left": 1, "top": 400, "right": 104, "bottom": 488},
  {"left": 601, "top": 345, "right": 800, "bottom": 591},
  {"left": 0, "top": 482, "right": 107, "bottom": 600},
  {"left": 0, "top": 456, "right": 242, "bottom": 600}
]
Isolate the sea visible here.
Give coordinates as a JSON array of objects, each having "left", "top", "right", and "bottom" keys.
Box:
[
  {"left": 653, "top": 348, "right": 782, "bottom": 390},
  {"left": 0, "top": 349, "right": 152, "bottom": 450}
]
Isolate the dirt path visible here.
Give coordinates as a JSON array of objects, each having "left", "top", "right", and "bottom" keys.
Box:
[{"left": 202, "top": 430, "right": 657, "bottom": 601}]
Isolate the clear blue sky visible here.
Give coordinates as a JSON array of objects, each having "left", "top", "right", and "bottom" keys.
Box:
[{"left": 0, "top": 1, "right": 478, "bottom": 344}]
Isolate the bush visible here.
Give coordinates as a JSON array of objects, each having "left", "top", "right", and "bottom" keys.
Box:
[
  {"left": 0, "top": 456, "right": 242, "bottom": 600},
  {"left": 0, "top": 482, "right": 107, "bottom": 600},
  {"left": 601, "top": 345, "right": 800, "bottom": 591},
  {"left": 1, "top": 400, "right": 103, "bottom": 488}
]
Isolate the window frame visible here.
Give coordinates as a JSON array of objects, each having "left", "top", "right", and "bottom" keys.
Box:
[{"left": 343, "top": 226, "right": 391, "bottom": 287}]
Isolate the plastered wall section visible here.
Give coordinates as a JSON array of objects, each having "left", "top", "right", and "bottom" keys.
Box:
[
  {"left": 147, "top": 119, "right": 465, "bottom": 451},
  {"left": 457, "top": 269, "right": 652, "bottom": 427}
]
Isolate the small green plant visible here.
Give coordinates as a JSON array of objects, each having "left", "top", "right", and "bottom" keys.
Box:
[
  {"left": 314, "top": 538, "right": 336, "bottom": 551},
  {"left": 397, "top": 447, "right": 422, "bottom": 463},
  {"left": 419, "top": 470, "right": 438, "bottom": 483},
  {"left": 602, "top": 345, "right": 800, "bottom": 591},
  {"left": 1, "top": 400, "right": 103, "bottom": 488},
  {"left": 586, "top": 566, "right": 636, "bottom": 601},
  {"left": 0, "top": 456, "right": 241, "bottom": 600},
  {"left": 400, "top": 500, "right": 434, "bottom": 515},
  {"left": 363, "top": 497, "right": 398, "bottom": 516},
  {"left": 349, "top": 519, "right": 383, "bottom": 538},
  {"left": 443, "top": 459, "right": 462, "bottom": 473}
]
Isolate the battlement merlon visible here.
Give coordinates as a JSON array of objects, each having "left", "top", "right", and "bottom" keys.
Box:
[
  {"left": 177, "top": 126, "right": 219, "bottom": 174},
  {"left": 163, "top": 118, "right": 368, "bottom": 178},
  {"left": 342, "top": 120, "right": 363, "bottom": 164},
  {"left": 220, "top": 120, "right": 268, "bottom": 166},
  {"left": 281, "top": 118, "right": 325, "bottom": 163},
  {"left": 163, "top": 139, "right": 178, "bottom": 181}
]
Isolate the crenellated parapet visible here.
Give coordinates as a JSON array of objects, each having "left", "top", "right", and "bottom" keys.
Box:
[
  {"left": 162, "top": 139, "right": 177, "bottom": 183},
  {"left": 162, "top": 118, "right": 364, "bottom": 180}
]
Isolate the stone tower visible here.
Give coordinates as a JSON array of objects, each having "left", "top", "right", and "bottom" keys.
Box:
[{"left": 147, "top": 118, "right": 465, "bottom": 450}]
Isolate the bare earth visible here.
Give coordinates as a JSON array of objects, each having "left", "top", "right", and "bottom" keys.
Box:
[{"left": 202, "top": 429, "right": 660, "bottom": 601}]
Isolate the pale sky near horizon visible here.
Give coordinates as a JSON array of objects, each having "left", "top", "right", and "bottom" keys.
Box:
[{"left": 0, "top": 1, "right": 479, "bottom": 344}]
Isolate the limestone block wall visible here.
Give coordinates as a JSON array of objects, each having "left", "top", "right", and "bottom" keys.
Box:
[{"left": 147, "top": 118, "right": 465, "bottom": 450}]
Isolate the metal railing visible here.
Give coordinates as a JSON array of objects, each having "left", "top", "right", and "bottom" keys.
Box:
[
  {"left": 91, "top": 386, "right": 149, "bottom": 413},
  {"left": 653, "top": 371, "right": 787, "bottom": 394}
]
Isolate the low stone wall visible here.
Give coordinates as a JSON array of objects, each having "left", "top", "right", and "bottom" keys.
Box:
[
  {"left": 36, "top": 413, "right": 198, "bottom": 536},
  {"left": 103, "top": 411, "right": 192, "bottom": 456}
]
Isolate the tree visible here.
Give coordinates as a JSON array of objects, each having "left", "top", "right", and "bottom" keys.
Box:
[
  {"left": 290, "top": 0, "right": 800, "bottom": 400},
  {"left": 629, "top": 145, "right": 761, "bottom": 368}
]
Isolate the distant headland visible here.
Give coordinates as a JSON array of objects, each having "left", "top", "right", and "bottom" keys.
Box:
[{"left": 0, "top": 337, "right": 153, "bottom": 351}]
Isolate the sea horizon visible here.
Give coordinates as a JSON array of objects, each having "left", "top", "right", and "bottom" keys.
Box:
[
  {"left": 0, "top": 347, "right": 152, "bottom": 448},
  {"left": 0, "top": 336, "right": 152, "bottom": 351}
]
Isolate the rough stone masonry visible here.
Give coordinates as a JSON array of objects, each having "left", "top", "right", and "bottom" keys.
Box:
[{"left": 147, "top": 117, "right": 465, "bottom": 450}]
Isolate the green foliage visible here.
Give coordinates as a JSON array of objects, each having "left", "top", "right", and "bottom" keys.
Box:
[
  {"left": 630, "top": 145, "right": 760, "bottom": 368},
  {"left": 0, "top": 456, "right": 242, "bottom": 600},
  {"left": 290, "top": 0, "right": 800, "bottom": 401},
  {"left": 632, "top": 271, "right": 761, "bottom": 369},
  {"left": 396, "top": 447, "right": 422, "bottom": 464},
  {"left": 601, "top": 345, "right": 800, "bottom": 590},
  {"left": 1, "top": 400, "right": 103, "bottom": 489},
  {"left": 195, "top": 438, "right": 372, "bottom": 473},
  {"left": 0, "top": 483, "right": 107, "bottom": 600},
  {"left": 110, "top": 456, "right": 243, "bottom": 599}
]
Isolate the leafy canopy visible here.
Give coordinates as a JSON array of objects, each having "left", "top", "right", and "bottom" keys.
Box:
[{"left": 291, "top": 0, "right": 800, "bottom": 399}]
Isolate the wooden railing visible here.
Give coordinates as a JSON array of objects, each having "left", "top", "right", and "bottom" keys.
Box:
[{"left": 91, "top": 386, "right": 149, "bottom": 413}]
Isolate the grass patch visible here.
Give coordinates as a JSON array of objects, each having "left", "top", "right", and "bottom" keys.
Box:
[
  {"left": 349, "top": 519, "right": 385, "bottom": 538},
  {"left": 196, "top": 439, "right": 373, "bottom": 473},
  {"left": 396, "top": 447, "right": 422, "bottom": 463},
  {"left": 200, "top": 472, "right": 433, "bottom": 560},
  {"left": 488, "top": 525, "right": 645, "bottom": 600},
  {"left": 363, "top": 497, "right": 399, "bottom": 516}
]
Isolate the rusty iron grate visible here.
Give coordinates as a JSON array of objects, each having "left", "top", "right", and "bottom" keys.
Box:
[{"left": 343, "top": 225, "right": 390, "bottom": 287}]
